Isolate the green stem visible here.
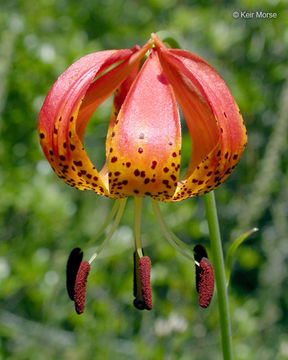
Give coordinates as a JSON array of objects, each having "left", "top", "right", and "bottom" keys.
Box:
[{"left": 203, "top": 191, "right": 233, "bottom": 360}]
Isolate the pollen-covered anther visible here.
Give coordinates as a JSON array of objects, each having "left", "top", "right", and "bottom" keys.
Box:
[
  {"left": 139, "top": 256, "right": 152, "bottom": 310},
  {"left": 198, "top": 257, "right": 215, "bottom": 308},
  {"left": 74, "top": 260, "right": 91, "bottom": 314},
  {"left": 133, "top": 252, "right": 152, "bottom": 310}
]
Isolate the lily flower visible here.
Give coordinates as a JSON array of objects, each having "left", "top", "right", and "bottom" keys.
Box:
[{"left": 38, "top": 34, "right": 247, "bottom": 313}]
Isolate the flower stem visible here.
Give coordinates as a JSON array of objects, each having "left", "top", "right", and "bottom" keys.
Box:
[{"left": 203, "top": 191, "right": 233, "bottom": 360}]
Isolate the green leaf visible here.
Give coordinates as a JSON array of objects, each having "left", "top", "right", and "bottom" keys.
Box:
[{"left": 225, "top": 227, "right": 258, "bottom": 285}]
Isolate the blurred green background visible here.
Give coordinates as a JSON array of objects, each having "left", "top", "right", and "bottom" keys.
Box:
[{"left": 1, "top": 0, "right": 288, "bottom": 359}]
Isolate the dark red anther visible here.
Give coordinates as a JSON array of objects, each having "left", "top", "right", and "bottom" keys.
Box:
[
  {"left": 66, "top": 248, "right": 83, "bottom": 301},
  {"left": 198, "top": 257, "right": 215, "bottom": 308},
  {"left": 74, "top": 260, "right": 90, "bottom": 314},
  {"left": 133, "top": 252, "right": 152, "bottom": 311},
  {"left": 139, "top": 256, "right": 152, "bottom": 310}
]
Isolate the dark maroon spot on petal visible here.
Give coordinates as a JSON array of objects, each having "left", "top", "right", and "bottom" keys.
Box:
[
  {"left": 170, "top": 174, "right": 176, "bottom": 181},
  {"left": 49, "top": 150, "right": 53, "bottom": 155},
  {"left": 204, "top": 165, "right": 208, "bottom": 169},
  {"left": 225, "top": 152, "right": 229, "bottom": 159},
  {"left": 59, "top": 155, "right": 66, "bottom": 161},
  {"left": 223, "top": 112, "right": 227, "bottom": 118},
  {"left": 87, "top": 174, "right": 92, "bottom": 179},
  {"left": 207, "top": 171, "right": 212, "bottom": 176},
  {"left": 151, "top": 161, "right": 157, "bottom": 169},
  {"left": 70, "top": 116, "right": 74, "bottom": 122},
  {"left": 73, "top": 160, "right": 83, "bottom": 166},
  {"left": 69, "top": 131, "right": 72, "bottom": 137},
  {"left": 80, "top": 170, "right": 86, "bottom": 175},
  {"left": 70, "top": 144, "right": 75, "bottom": 151},
  {"left": 163, "top": 167, "right": 169, "bottom": 173},
  {"left": 110, "top": 148, "right": 113, "bottom": 153},
  {"left": 111, "top": 156, "right": 118, "bottom": 163},
  {"left": 111, "top": 132, "right": 115, "bottom": 137},
  {"left": 40, "top": 133, "right": 45, "bottom": 139},
  {"left": 126, "top": 162, "right": 131, "bottom": 168},
  {"left": 233, "top": 154, "right": 238, "bottom": 160},
  {"left": 179, "top": 150, "right": 181, "bottom": 155},
  {"left": 192, "top": 179, "right": 198, "bottom": 183},
  {"left": 172, "top": 152, "right": 177, "bottom": 157},
  {"left": 138, "top": 147, "right": 143, "bottom": 154},
  {"left": 114, "top": 171, "right": 120, "bottom": 176},
  {"left": 168, "top": 141, "right": 173, "bottom": 146},
  {"left": 144, "top": 178, "right": 150, "bottom": 184},
  {"left": 122, "top": 180, "right": 128, "bottom": 185},
  {"left": 54, "top": 127, "right": 58, "bottom": 134},
  {"left": 134, "top": 169, "right": 140, "bottom": 176},
  {"left": 214, "top": 170, "right": 220, "bottom": 175},
  {"left": 140, "top": 171, "right": 145, "bottom": 178},
  {"left": 134, "top": 190, "right": 139, "bottom": 194},
  {"left": 151, "top": 179, "right": 156, "bottom": 183},
  {"left": 198, "top": 180, "right": 204, "bottom": 185},
  {"left": 63, "top": 142, "right": 67, "bottom": 148},
  {"left": 217, "top": 150, "right": 221, "bottom": 157}
]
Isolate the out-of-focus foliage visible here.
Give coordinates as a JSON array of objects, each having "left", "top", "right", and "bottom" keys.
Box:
[{"left": 0, "top": 0, "right": 288, "bottom": 359}]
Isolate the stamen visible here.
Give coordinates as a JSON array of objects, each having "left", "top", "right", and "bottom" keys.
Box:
[
  {"left": 150, "top": 199, "right": 194, "bottom": 260},
  {"left": 66, "top": 248, "right": 83, "bottom": 300},
  {"left": 133, "top": 251, "right": 152, "bottom": 310},
  {"left": 74, "top": 260, "right": 91, "bottom": 314},
  {"left": 83, "top": 200, "right": 121, "bottom": 250},
  {"left": 133, "top": 197, "right": 152, "bottom": 310},
  {"left": 198, "top": 257, "right": 215, "bottom": 308},
  {"left": 87, "top": 198, "right": 127, "bottom": 264},
  {"left": 139, "top": 256, "right": 152, "bottom": 310},
  {"left": 133, "top": 251, "right": 145, "bottom": 310},
  {"left": 193, "top": 244, "right": 214, "bottom": 307}
]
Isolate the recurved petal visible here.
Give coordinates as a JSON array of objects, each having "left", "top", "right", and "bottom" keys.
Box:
[
  {"left": 156, "top": 47, "right": 247, "bottom": 201},
  {"left": 107, "top": 49, "right": 181, "bottom": 201},
  {"left": 38, "top": 42, "right": 152, "bottom": 196}
]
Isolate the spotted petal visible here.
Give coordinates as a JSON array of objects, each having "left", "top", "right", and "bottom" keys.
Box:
[
  {"left": 107, "top": 49, "right": 181, "bottom": 200},
  {"left": 38, "top": 42, "right": 152, "bottom": 197},
  {"left": 156, "top": 46, "right": 247, "bottom": 201}
]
